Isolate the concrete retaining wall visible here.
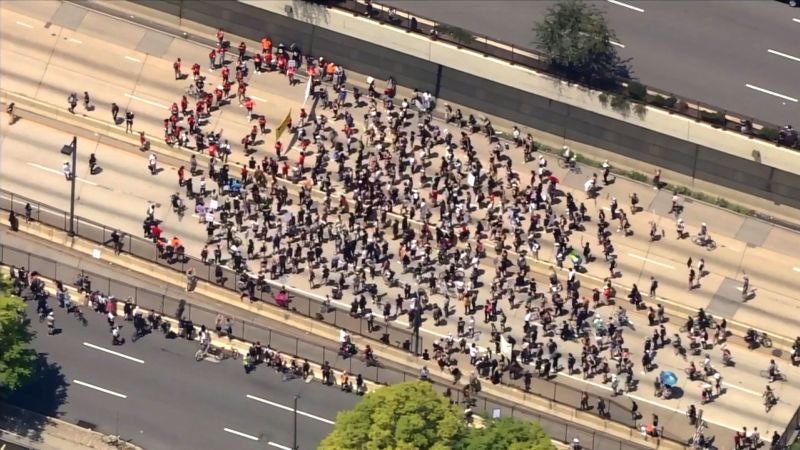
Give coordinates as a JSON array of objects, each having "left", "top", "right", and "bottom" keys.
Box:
[{"left": 131, "top": 0, "right": 800, "bottom": 208}]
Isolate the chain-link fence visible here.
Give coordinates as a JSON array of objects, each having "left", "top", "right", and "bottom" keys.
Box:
[
  {"left": 2, "top": 189, "right": 677, "bottom": 447},
  {"left": 0, "top": 242, "right": 652, "bottom": 450}
]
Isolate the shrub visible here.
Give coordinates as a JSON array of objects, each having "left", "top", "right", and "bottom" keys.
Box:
[
  {"left": 610, "top": 94, "right": 629, "bottom": 114},
  {"left": 633, "top": 103, "right": 646, "bottom": 119},
  {"left": 756, "top": 127, "right": 780, "bottom": 142},
  {"left": 700, "top": 111, "right": 726, "bottom": 127},
  {"left": 626, "top": 81, "right": 647, "bottom": 101},
  {"left": 649, "top": 95, "right": 677, "bottom": 109},
  {"left": 598, "top": 92, "right": 609, "bottom": 107}
]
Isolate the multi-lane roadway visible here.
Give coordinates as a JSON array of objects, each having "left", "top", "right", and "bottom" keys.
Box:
[
  {"left": 387, "top": 0, "right": 800, "bottom": 126},
  {"left": 2, "top": 2, "right": 800, "bottom": 447},
  {"left": 3, "top": 238, "right": 357, "bottom": 450}
]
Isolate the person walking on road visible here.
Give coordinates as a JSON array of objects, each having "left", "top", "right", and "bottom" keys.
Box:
[
  {"left": 67, "top": 92, "right": 78, "bottom": 113},
  {"left": 62, "top": 161, "right": 72, "bottom": 181},
  {"left": 125, "top": 110, "right": 135, "bottom": 133},
  {"left": 649, "top": 276, "right": 658, "bottom": 297},
  {"left": 148, "top": 153, "right": 158, "bottom": 175},
  {"left": 741, "top": 274, "right": 750, "bottom": 300},
  {"left": 111, "top": 102, "right": 119, "bottom": 123}
]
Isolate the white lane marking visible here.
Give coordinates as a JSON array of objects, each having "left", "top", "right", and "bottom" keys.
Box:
[
  {"left": 250, "top": 95, "right": 267, "bottom": 102},
  {"left": 794, "top": 18, "right": 800, "bottom": 24},
  {"left": 123, "top": 93, "right": 168, "bottom": 109},
  {"left": 68, "top": 38, "right": 83, "bottom": 44},
  {"left": 73, "top": 379, "right": 127, "bottom": 398},
  {"left": 83, "top": 342, "right": 144, "bottom": 364},
  {"left": 768, "top": 49, "right": 800, "bottom": 63},
  {"left": 246, "top": 394, "right": 335, "bottom": 424},
  {"left": 223, "top": 428, "right": 259, "bottom": 441},
  {"left": 16, "top": 21, "right": 34, "bottom": 28},
  {"left": 124, "top": 56, "right": 142, "bottom": 63},
  {"left": 793, "top": 267, "right": 800, "bottom": 273},
  {"left": 607, "top": 0, "right": 644, "bottom": 13},
  {"left": 27, "top": 163, "right": 98, "bottom": 186},
  {"left": 268, "top": 443, "right": 291, "bottom": 450},
  {"left": 556, "top": 373, "right": 737, "bottom": 430},
  {"left": 609, "top": 40, "right": 626, "bottom": 49},
  {"left": 745, "top": 84, "right": 799, "bottom": 103},
  {"left": 627, "top": 253, "right": 675, "bottom": 270},
  {"left": 721, "top": 382, "right": 761, "bottom": 397}
]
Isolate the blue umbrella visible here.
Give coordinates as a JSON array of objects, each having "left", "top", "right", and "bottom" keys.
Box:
[{"left": 660, "top": 371, "right": 678, "bottom": 387}]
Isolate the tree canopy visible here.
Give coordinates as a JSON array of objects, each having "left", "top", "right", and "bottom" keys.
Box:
[
  {"left": 0, "top": 277, "right": 36, "bottom": 395},
  {"left": 461, "top": 417, "right": 555, "bottom": 450},
  {"left": 534, "top": 0, "right": 629, "bottom": 87},
  {"left": 320, "top": 381, "right": 555, "bottom": 450}
]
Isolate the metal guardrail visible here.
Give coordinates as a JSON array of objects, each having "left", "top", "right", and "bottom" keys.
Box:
[
  {"left": 328, "top": 0, "right": 797, "bottom": 150},
  {"left": 1, "top": 189, "right": 678, "bottom": 447},
  {"left": 0, "top": 243, "right": 651, "bottom": 450}
]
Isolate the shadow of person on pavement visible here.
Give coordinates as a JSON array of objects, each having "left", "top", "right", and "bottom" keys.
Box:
[{"left": 1, "top": 353, "right": 68, "bottom": 442}]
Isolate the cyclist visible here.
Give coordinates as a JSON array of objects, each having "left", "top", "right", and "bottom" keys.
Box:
[
  {"left": 767, "top": 359, "right": 780, "bottom": 382},
  {"left": 763, "top": 385, "right": 776, "bottom": 410}
]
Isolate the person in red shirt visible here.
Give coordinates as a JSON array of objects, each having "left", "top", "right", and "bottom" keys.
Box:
[
  {"left": 208, "top": 49, "right": 216, "bottom": 71},
  {"left": 221, "top": 66, "right": 230, "bottom": 83},
  {"left": 191, "top": 63, "right": 200, "bottom": 79},
  {"left": 275, "top": 141, "right": 283, "bottom": 160},
  {"left": 238, "top": 42, "right": 246, "bottom": 59},
  {"left": 298, "top": 152, "right": 305, "bottom": 170},
  {"left": 216, "top": 28, "right": 224, "bottom": 46},
  {"left": 244, "top": 98, "right": 255, "bottom": 120},
  {"left": 180, "top": 95, "right": 188, "bottom": 115},
  {"left": 173, "top": 58, "right": 182, "bottom": 80},
  {"left": 258, "top": 115, "right": 267, "bottom": 134},
  {"left": 178, "top": 165, "right": 185, "bottom": 186},
  {"left": 150, "top": 223, "right": 162, "bottom": 242}
]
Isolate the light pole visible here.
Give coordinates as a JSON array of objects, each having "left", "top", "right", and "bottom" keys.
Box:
[
  {"left": 60, "top": 136, "right": 77, "bottom": 237},
  {"left": 293, "top": 394, "right": 300, "bottom": 450}
]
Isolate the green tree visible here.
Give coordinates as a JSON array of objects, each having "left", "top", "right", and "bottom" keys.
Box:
[
  {"left": 534, "top": 0, "right": 629, "bottom": 87},
  {"left": 461, "top": 417, "right": 555, "bottom": 450},
  {"left": 0, "top": 277, "right": 36, "bottom": 394},
  {"left": 319, "top": 381, "right": 466, "bottom": 450}
]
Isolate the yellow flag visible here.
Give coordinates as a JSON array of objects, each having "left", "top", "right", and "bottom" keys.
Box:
[{"left": 275, "top": 109, "right": 292, "bottom": 141}]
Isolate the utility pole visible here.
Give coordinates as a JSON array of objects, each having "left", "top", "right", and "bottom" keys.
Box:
[
  {"left": 61, "top": 136, "right": 77, "bottom": 236},
  {"left": 293, "top": 394, "right": 300, "bottom": 450}
]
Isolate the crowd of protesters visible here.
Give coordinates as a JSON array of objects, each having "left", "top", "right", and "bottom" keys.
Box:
[{"left": 7, "top": 22, "right": 797, "bottom": 450}]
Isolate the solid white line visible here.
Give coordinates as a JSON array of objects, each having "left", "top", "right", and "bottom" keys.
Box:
[
  {"left": 767, "top": 49, "right": 800, "bottom": 63},
  {"left": 73, "top": 379, "right": 127, "bottom": 398},
  {"left": 27, "top": 163, "right": 98, "bottom": 186},
  {"left": 123, "top": 93, "right": 168, "bottom": 109},
  {"left": 223, "top": 428, "right": 259, "bottom": 441},
  {"left": 268, "top": 443, "right": 291, "bottom": 450},
  {"left": 607, "top": 0, "right": 644, "bottom": 13},
  {"left": 246, "top": 395, "right": 335, "bottom": 424},
  {"left": 721, "top": 382, "right": 761, "bottom": 397},
  {"left": 609, "top": 40, "right": 626, "bottom": 49},
  {"left": 792, "top": 267, "right": 800, "bottom": 273},
  {"left": 68, "top": 38, "right": 83, "bottom": 44},
  {"left": 556, "top": 373, "right": 737, "bottom": 430},
  {"left": 83, "top": 342, "right": 144, "bottom": 364},
  {"left": 627, "top": 253, "right": 675, "bottom": 270},
  {"left": 745, "top": 84, "right": 799, "bottom": 103},
  {"left": 16, "top": 21, "right": 34, "bottom": 28},
  {"left": 124, "top": 56, "right": 142, "bottom": 63},
  {"left": 250, "top": 95, "right": 267, "bottom": 102}
]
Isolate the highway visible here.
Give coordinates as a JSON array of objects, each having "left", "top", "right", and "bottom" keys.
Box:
[
  {"left": 386, "top": 0, "right": 800, "bottom": 126},
  {"left": 6, "top": 259, "right": 357, "bottom": 450},
  {"left": 2, "top": 2, "right": 800, "bottom": 447}
]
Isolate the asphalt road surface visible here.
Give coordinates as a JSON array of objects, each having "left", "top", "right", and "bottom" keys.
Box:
[
  {"left": 7, "top": 285, "right": 359, "bottom": 450},
  {"left": 2, "top": 3, "right": 800, "bottom": 446},
  {"left": 386, "top": 0, "right": 800, "bottom": 126}
]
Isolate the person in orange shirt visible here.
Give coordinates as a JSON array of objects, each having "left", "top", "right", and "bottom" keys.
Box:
[
  {"left": 171, "top": 236, "right": 181, "bottom": 248},
  {"left": 261, "top": 36, "right": 272, "bottom": 54}
]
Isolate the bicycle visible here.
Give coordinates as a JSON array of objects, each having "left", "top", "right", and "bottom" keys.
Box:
[
  {"left": 759, "top": 370, "right": 787, "bottom": 382},
  {"left": 691, "top": 235, "right": 717, "bottom": 251}
]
